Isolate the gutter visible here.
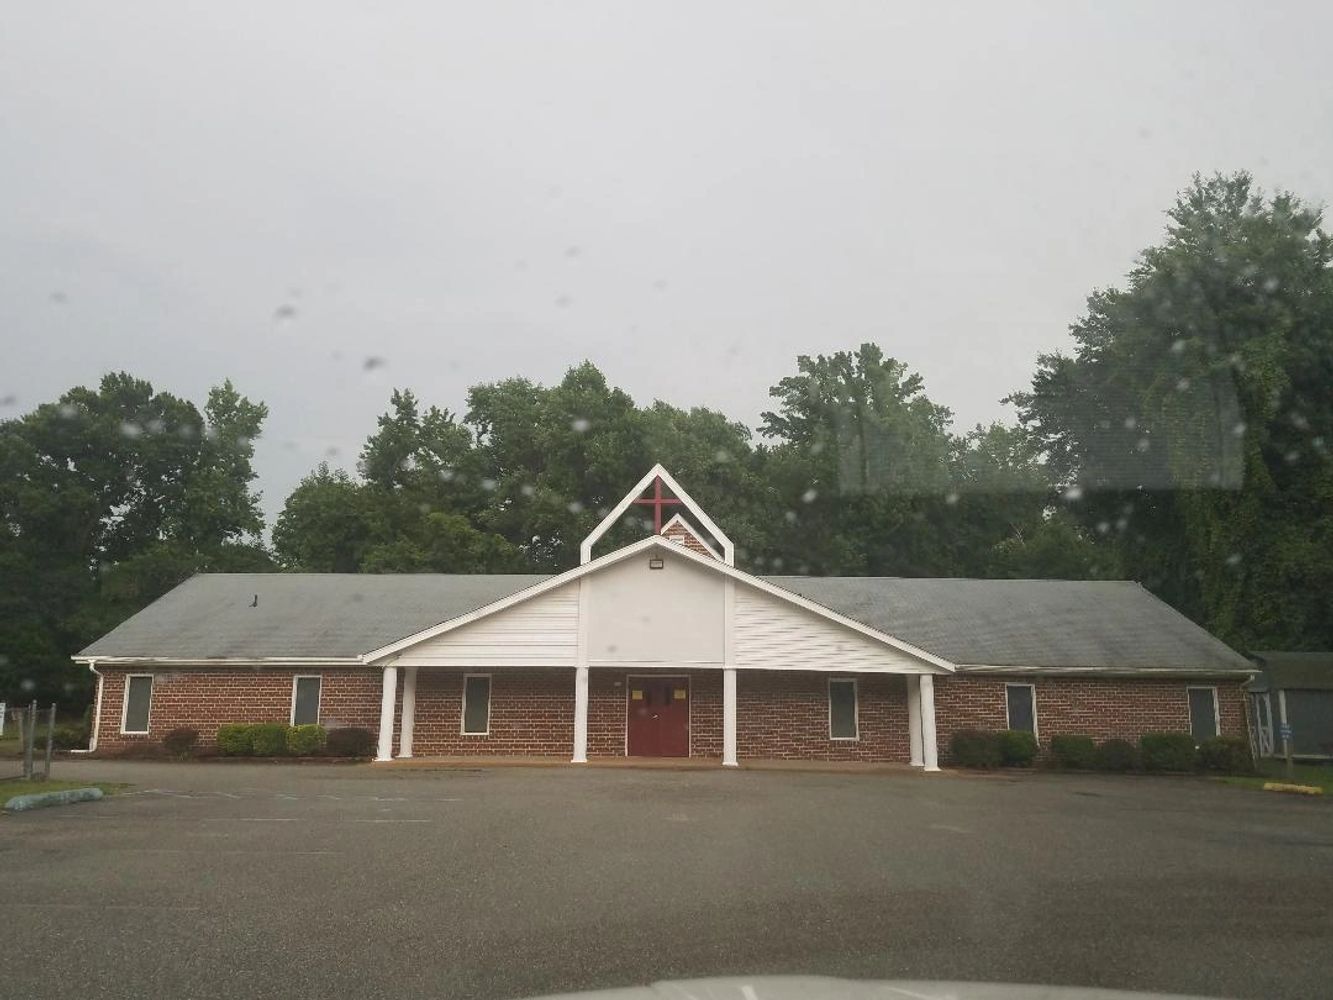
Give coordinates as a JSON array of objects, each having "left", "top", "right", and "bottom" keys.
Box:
[
  {"left": 86, "top": 658, "right": 104, "bottom": 753},
  {"left": 955, "top": 663, "right": 1257, "bottom": 679}
]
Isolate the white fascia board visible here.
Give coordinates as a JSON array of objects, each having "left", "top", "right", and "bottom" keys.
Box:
[
  {"left": 361, "top": 535, "right": 663, "bottom": 663},
  {"left": 69, "top": 656, "right": 364, "bottom": 667},
  {"left": 366, "top": 533, "right": 954, "bottom": 673},
  {"left": 579, "top": 463, "right": 735, "bottom": 566},
  {"left": 956, "top": 663, "right": 1257, "bottom": 678}
]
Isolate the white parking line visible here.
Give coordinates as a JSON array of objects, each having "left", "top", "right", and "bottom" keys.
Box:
[
  {"left": 201, "top": 817, "right": 299, "bottom": 823},
  {"left": 346, "top": 819, "right": 431, "bottom": 824}
]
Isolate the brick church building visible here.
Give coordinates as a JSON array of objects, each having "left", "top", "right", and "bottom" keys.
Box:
[{"left": 77, "top": 466, "right": 1253, "bottom": 766}]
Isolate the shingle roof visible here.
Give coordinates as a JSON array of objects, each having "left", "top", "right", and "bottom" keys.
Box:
[
  {"left": 78, "top": 573, "right": 552, "bottom": 660},
  {"left": 77, "top": 570, "right": 1251, "bottom": 674},
  {"left": 764, "top": 577, "right": 1252, "bottom": 672}
]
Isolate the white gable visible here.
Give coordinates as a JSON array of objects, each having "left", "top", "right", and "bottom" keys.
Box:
[
  {"left": 392, "top": 582, "right": 578, "bottom": 668},
  {"left": 734, "top": 582, "right": 936, "bottom": 673},
  {"left": 586, "top": 547, "right": 724, "bottom": 665}
]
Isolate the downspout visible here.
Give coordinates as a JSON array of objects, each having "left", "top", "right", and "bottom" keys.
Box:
[{"left": 86, "top": 659, "right": 104, "bottom": 753}]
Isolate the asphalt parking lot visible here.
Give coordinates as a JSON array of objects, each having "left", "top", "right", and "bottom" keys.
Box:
[{"left": 3, "top": 761, "right": 1330, "bottom": 1000}]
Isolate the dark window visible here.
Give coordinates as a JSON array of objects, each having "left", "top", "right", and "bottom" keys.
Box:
[
  {"left": 1006, "top": 684, "right": 1036, "bottom": 734},
  {"left": 463, "top": 675, "right": 491, "bottom": 735},
  {"left": 829, "top": 679, "right": 857, "bottom": 739},
  {"left": 292, "top": 676, "right": 321, "bottom": 726},
  {"left": 1188, "top": 687, "right": 1218, "bottom": 742},
  {"left": 124, "top": 675, "right": 152, "bottom": 733}
]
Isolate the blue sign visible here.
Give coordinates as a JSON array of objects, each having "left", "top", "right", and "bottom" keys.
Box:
[{"left": 1279, "top": 723, "right": 1293, "bottom": 740}]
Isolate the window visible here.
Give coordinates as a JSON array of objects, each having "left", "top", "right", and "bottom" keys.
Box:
[
  {"left": 828, "top": 678, "right": 858, "bottom": 739},
  {"left": 1188, "top": 686, "right": 1219, "bottom": 742},
  {"left": 291, "top": 676, "right": 321, "bottom": 726},
  {"left": 462, "top": 674, "right": 491, "bottom": 735},
  {"left": 1006, "top": 683, "right": 1037, "bottom": 737},
  {"left": 121, "top": 674, "right": 153, "bottom": 734}
]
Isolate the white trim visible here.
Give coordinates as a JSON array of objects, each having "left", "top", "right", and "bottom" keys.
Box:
[
  {"left": 722, "top": 667, "right": 737, "bottom": 766},
  {"left": 957, "top": 663, "right": 1254, "bottom": 679},
  {"left": 119, "top": 673, "right": 154, "bottom": 735},
  {"left": 1004, "top": 682, "right": 1039, "bottom": 741},
  {"left": 363, "top": 534, "right": 956, "bottom": 674},
  {"left": 579, "top": 464, "right": 735, "bottom": 566},
  {"left": 660, "top": 512, "right": 723, "bottom": 560},
  {"left": 1187, "top": 684, "right": 1221, "bottom": 739},
  {"left": 88, "top": 661, "right": 104, "bottom": 752},
  {"left": 828, "top": 677, "right": 859, "bottom": 741},
  {"left": 919, "top": 674, "right": 940, "bottom": 771},
  {"left": 625, "top": 673, "right": 690, "bottom": 757},
  {"left": 461, "top": 673, "right": 492, "bottom": 736},
  {"left": 289, "top": 675, "right": 323, "bottom": 726},
  {"left": 73, "top": 656, "right": 362, "bottom": 668},
  {"left": 907, "top": 675, "right": 923, "bottom": 766},
  {"left": 398, "top": 666, "right": 417, "bottom": 758},
  {"left": 572, "top": 664, "right": 589, "bottom": 763},
  {"left": 375, "top": 665, "right": 398, "bottom": 762}
]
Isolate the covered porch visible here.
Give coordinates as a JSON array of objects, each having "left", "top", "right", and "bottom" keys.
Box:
[{"left": 371, "top": 664, "right": 942, "bottom": 769}]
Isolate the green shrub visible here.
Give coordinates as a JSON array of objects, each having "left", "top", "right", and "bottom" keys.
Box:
[
  {"left": 286, "top": 724, "right": 327, "bottom": 756},
  {"left": 249, "top": 723, "right": 288, "bottom": 756},
  {"left": 52, "top": 723, "right": 90, "bottom": 750},
  {"left": 1050, "top": 734, "right": 1098, "bottom": 770},
  {"left": 216, "top": 723, "right": 255, "bottom": 756},
  {"left": 1095, "top": 738, "right": 1138, "bottom": 771},
  {"left": 1140, "top": 732, "right": 1197, "bottom": 772},
  {"left": 998, "top": 729, "right": 1039, "bottom": 767},
  {"left": 1197, "top": 736, "right": 1252, "bottom": 774},
  {"left": 325, "top": 726, "right": 375, "bottom": 758},
  {"left": 162, "top": 727, "right": 199, "bottom": 757},
  {"left": 950, "top": 729, "right": 1002, "bottom": 769}
]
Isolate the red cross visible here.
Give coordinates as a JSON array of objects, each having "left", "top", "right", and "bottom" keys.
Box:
[{"left": 631, "top": 475, "right": 682, "bottom": 533}]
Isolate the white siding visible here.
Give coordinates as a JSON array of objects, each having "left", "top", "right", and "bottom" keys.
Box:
[
  {"left": 587, "top": 548, "right": 724, "bottom": 665},
  {"left": 734, "top": 584, "right": 930, "bottom": 673},
  {"left": 394, "top": 583, "right": 578, "bottom": 667}
]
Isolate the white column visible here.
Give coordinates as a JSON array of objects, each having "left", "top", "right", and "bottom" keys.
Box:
[
  {"left": 397, "top": 666, "right": 417, "bottom": 759},
  {"left": 919, "top": 673, "right": 940, "bottom": 772},
  {"left": 375, "top": 665, "right": 398, "bottom": 762},
  {"left": 722, "top": 667, "right": 738, "bottom": 767},
  {"left": 907, "top": 675, "right": 924, "bottom": 767},
  {"left": 572, "top": 665, "right": 589, "bottom": 763}
]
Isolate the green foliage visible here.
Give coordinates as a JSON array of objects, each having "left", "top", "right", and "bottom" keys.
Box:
[
  {"left": 52, "top": 723, "right": 90, "bottom": 750},
  {"left": 1009, "top": 173, "right": 1333, "bottom": 650},
  {"left": 162, "top": 727, "right": 199, "bottom": 757},
  {"left": 1050, "top": 734, "right": 1098, "bottom": 769},
  {"left": 249, "top": 723, "right": 288, "bottom": 756},
  {"left": 286, "top": 724, "right": 327, "bottom": 756},
  {"left": 0, "top": 373, "right": 271, "bottom": 705},
  {"left": 216, "top": 724, "right": 255, "bottom": 756},
  {"left": 1140, "top": 733, "right": 1198, "bottom": 772},
  {"left": 950, "top": 729, "right": 1002, "bottom": 769},
  {"left": 1095, "top": 739, "right": 1139, "bottom": 771},
  {"left": 1197, "top": 736, "right": 1253, "bottom": 773},
  {"left": 997, "top": 729, "right": 1039, "bottom": 766},
  {"left": 325, "top": 727, "right": 375, "bottom": 757}
]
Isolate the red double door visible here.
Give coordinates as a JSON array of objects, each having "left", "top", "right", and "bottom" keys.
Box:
[{"left": 626, "top": 677, "right": 690, "bottom": 757}]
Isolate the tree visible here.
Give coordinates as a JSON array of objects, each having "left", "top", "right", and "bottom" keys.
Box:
[
  {"left": 1008, "top": 173, "right": 1333, "bottom": 648},
  {"left": 0, "top": 374, "right": 270, "bottom": 704}
]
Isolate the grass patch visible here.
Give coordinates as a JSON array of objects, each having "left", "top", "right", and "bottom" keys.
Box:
[
  {"left": 1216, "top": 760, "right": 1333, "bottom": 795},
  {"left": 0, "top": 779, "right": 127, "bottom": 803}
]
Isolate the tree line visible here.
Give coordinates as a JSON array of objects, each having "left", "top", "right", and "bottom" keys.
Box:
[{"left": 3, "top": 173, "right": 1330, "bottom": 706}]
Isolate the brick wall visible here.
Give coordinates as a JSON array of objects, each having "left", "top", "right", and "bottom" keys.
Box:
[
  {"left": 92, "top": 666, "right": 381, "bottom": 751},
  {"left": 738, "top": 671, "right": 912, "bottom": 762},
  {"left": 410, "top": 669, "right": 573, "bottom": 756},
  {"left": 934, "top": 674, "right": 1248, "bottom": 760}
]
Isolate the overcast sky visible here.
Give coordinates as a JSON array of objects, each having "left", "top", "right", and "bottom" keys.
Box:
[{"left": 3, "top": 1, "right": 1331, "bottom": 524}]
